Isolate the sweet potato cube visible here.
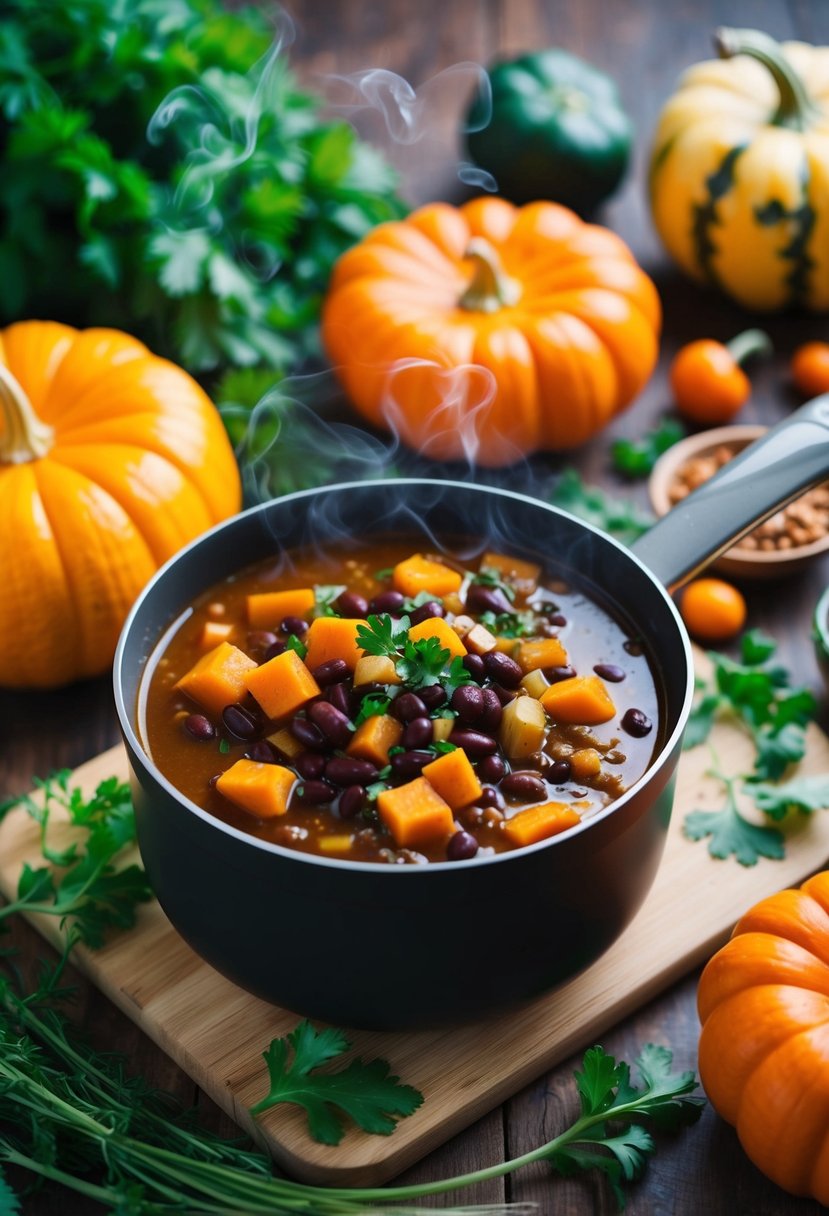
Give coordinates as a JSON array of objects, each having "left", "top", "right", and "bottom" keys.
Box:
[
  {"left": 175, "top": 642, "right": 258, "bottom": 715},
  {"left": 540, "top": 675, "right": 616, "bottom": 725},
  {"left": 353, "top": 654, "right": 402, "bottom": 686},
  {"left": 246, "top": 587, "right": 315, "bottom": 629},
  {"left": 216, "top": 759, "right": 296, "bottom": 819},
  {"left": 392, "top": 553, "right": 463, "bottom": 598},
  {"left": 266, "top": 727, "right": 304, "bottom": 761},
  {"left": 422, "top": 748, "right": 482, "bottom": 810},
  {"left": 480, "top": 551, "right": 540, "bottom": 593},
  {"left": 407, "top": 616, "right": 467, "bottom": 659},
  {"left": 377, "top": 777, "right": 455, "bottom": 848},
  {"left": 245, "top": 649, "right": 320, "bottom": 720},
  {"left": 500, "top": 695, "right": 547, "bottom": 758},
  {"left": 303, "top": 617, "right": 365, "bottom": 671},
  {"left": 503, "top": 802, "right": 581, "bottom": 848},
  {"left": 318, "top": 834, "right": 355, "bottom": 856},
  {"left": 197, "top": 620, "right": 234, "bottom": 652},
  {"left": 347, "top": 713, "right": 403, "bottom": 765},
  {"left": 570, "top": 747, "right": 602, "bottom": 780},
  {"left": 515, "top": 638, "right": 569, "bottom": 673}
]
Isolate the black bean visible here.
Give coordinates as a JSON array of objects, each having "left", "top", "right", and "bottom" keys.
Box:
[
  {"left": 339, "top": 785, "right": 367, "bottom": 819},
  {"left": 326, "top": 681, "right": 352, "bottom": 717},
  {"left": 547, "top": 612, "right": 568, "bottom": 627},
  {"left": 325, "top": 757, "right": 378, "bottom": 787},
  {"left": 207, "top": 772, "right": 221, "bottom": 789},
  {"left": 479, "top": 688, "right": 503, "bottom": 731},
  {"left": 280, "top": 615, "right": 308, "bottom": 636},
  {"left": 246, "top": 740, "right": 276, "bottom": 763},
  {"left": 622, "top": 707, "right": 653, "bottom": 737},
  {"left": 479, "top": 784, "right": 504, "bottom": 808},
  {"left": 221, "top": 703, "right": 259, "bottom": 740},
  {"left": 410, "top": 600, "right": 445, "bottom": 625},
  {"left": 451, "top": 684, "right": 484, "bottom": 725},
  {"left": 290, "top": 717, "right": 327, "bottom": 751},
  {"left": 370, "top": 590, "right": 405, "bottom": 614},
  {"left": 477, "top": 754, "right": 506, "bottom": 784},
  {"left": 264, "top": 639, "right": 286, "bottom": 661},
  {"left": 465, "top": 583, "right": 513, "bottom": 615},
  {"left": 500, "top": 771, "right": 546, "bottom": 802},
  {"left": 547, "top": 664, "right": 577, "bottom": 683},
  {"left": 483, "top": 651, "right": 523, "bottom": 688},
  {"left": 308, "top": 700, "right": 353, "bottom": 748},
  {"left": 419, "top": 683, "right": 447, "bottom": 709},
  {"left": 295, "top": 751, "right": 326, "bottom": 779},
  {"left": 489, "top": 682, "right": 518, "bottom": 705},
  {"left": 335, "top": 590, "right": 369, "bottom": 617},
  {"left": 389, "top": 750, "right": 433, "bottom": 780},
  {"left": 183, "top": 713, "right": 215, "bottom": 741},
  {"left": 313, "top": 658, "right": 350, "bottom": 686},
  {"left": 403, "top": 716, "right": 433, "bottom": 749},
  {"left": 593, "top": 663, "right": 626, "bottom": 683},
  {"left": 391, "top": 691, "right": 428, "bottom": 722},
  {"left": 295, "top": 779, "right": 337, "bottom": 805},
  {"left": 461, "top": 653, "right": 486, "bottom": 682},
  {"left": 446, "top": 831, "right": 479, "bottom": 861},
  {"left": 449, "top": 728, "right": 498, "bottom": 757},
  {"left": 548, "top": 759, "right": 572, "bottom": 784}
]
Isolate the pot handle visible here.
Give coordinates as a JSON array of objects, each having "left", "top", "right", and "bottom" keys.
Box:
[{"left": 630, "top": 394, "right": 829, "bottom": 589}]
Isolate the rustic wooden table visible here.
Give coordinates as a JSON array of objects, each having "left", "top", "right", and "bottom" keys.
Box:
[{"left": 5, "top": 1, "right": 829, "bottom": 1211}]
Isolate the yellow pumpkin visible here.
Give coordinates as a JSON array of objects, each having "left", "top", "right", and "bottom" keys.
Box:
[
  {"left": 649, "top": 27, "right": 829, "bottom": 312},
  {"left": 0, "top": 322, "right": 241, "bottom": 688},
  {"left": 321, "top": 196, "right": 661, "bottom": 466}
]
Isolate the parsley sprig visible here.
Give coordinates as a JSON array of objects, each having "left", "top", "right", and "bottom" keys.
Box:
[
  {"left": 356, "top": 613, "right": 472, "bottom": 693},
  {"left": 0, "top": 771, "right": 152, "bottom": 947}
]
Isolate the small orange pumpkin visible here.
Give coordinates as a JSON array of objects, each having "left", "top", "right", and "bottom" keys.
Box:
[
  {"left": 321, "top": 196, "right": 661, "bottom": 466},
  {"left": 697, "top": 871, "right": 829, "bottom": 1204},
  {"left": 0, "top": 322, "right": 241, "bottom": 688}
]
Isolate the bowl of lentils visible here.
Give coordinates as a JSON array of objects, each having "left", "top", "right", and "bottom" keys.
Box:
[{"left": 649, "top": 424, "right": 829, "bottom": 579}]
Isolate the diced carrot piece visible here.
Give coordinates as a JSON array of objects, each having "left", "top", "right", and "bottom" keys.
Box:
[
  {"left": 515, "top": 638, "right": 569, "bottom": 673},
  {"left": 347, "top": 713, "right": 403, "bottom": 765},
  {"left": 377, "top": 777, "right": 455, "bottom": 848},
  {"left": 175, "top": 642, "right": 258, "bottom": 715},
  {"left": 422, "top": 748, "right": 482, "bottom": 810},
  {"left": 540, "top": 675, "right": 616, "bottom": 725},
  {"left": 407, "top": 616, "right": 467, "bottom": 659},
  {"left": 246, "top": 588, "right": 315, "bottom": 628},
  {"left": 197, "top": 621, "right": 234, "bottom": 652},
  {"left": 216, "top": 759, "right": 296, "bottom": 819},
  {"left": 303, "top": 617, "right": 365, "bottom": 671},
  {"left": 245, "top": 649, "right": 320, "bottom": 719},
  {"left": 503, "top": 802, "right": 581, "bottom": 847},
  {"left": 480, "top": 551, "right": 541, "bottom": 593},
  {"left": 392, "top": 553, "right": 463, "bottom": 598}
]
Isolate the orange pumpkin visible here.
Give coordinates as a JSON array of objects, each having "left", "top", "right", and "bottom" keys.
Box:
[
  {"left": 697, "top": 871, "right": 829, "bottom": 1204},
  {"left": 321, "top": 196, "right": 661, "bottom": 466},
  {"left": 0, "top": 322, "right": 241, "bottom": 688}
]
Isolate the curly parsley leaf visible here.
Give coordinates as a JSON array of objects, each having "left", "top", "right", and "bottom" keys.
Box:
[
  {"left": 0, "top": 772, "right": 152, "bottom": 947},
  {"left": 249, "top": 1020, "right": 423, "bottom": 1144},
  {"left": 355, "top": 614, "right": 410, "bottom": 660},
  {"left": 611, "top": 418, "right": 686, "bottom": 479},
  {"left": 683, "top": 771, "right": 785, "bottom": 866}
]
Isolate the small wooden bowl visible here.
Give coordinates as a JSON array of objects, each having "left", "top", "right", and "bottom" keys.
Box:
[{"left": 649, "top": 425, "right": 829, "bottom": 580}]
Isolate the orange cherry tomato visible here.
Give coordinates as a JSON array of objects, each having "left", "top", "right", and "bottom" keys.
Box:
[
  {"left": 791, "top": 341, "right": 829, "bottom": 398},
  {"left": 679, "top": 578, "right": 747, "bottom": 643},
  {"left": 669, "top": 329, "right": 772, "bottom": 426}
]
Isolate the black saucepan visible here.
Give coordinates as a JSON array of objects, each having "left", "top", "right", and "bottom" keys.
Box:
[{"left": 113, "top": 396, "right": 829, "bottom": 1030}]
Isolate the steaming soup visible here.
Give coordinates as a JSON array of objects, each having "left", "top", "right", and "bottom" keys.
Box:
[{"left": 141, "top": 540, "right": 661, "bottom": 863}]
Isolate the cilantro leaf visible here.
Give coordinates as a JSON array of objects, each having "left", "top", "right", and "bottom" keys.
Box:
[
  {"left": 683, "top": 774, "right": 785, "bottom": 866},
  {"left": 750, "top": 774, "right": 829, "bottom": 820},
  {"left": 396, "top": 636, "right": 449, "bottom": 687},
  {"left": 249, "top": 1020, "right": 423, "bottom": 1144},
  {"left": 549, "top": 470, "right": 654, "bottom": 544},
  {"left": 353, "top": 694, "right": 391, "bottom": 727},
  {"left": 356, "top": 614, "right": 410, "bottom": 660},
  {"left": 611, "top": 418, "right": 686, "bottom": 479}
]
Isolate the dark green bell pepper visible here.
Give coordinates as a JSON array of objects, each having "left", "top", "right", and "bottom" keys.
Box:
[{"left": 465, "top": 49, "right": 633, "bottom": 214}]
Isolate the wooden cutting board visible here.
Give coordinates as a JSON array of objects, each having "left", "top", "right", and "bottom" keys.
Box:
[{"left": 3, "top": 696, "right": 829, "bottom": 1187}]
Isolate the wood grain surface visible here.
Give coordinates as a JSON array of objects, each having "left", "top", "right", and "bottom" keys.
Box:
[{"left": 4, "top": 1, "right": 829, "bottom": 1212}]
